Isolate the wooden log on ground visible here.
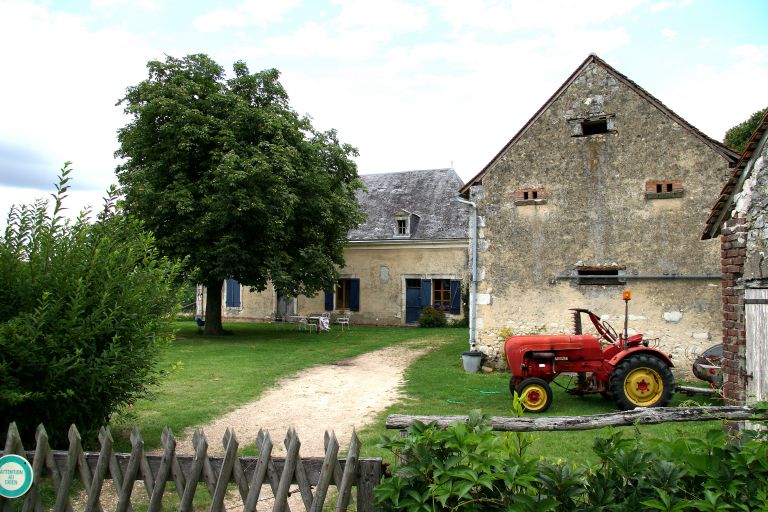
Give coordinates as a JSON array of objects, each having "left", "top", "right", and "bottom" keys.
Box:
[{"left": 386, "top": 406, "right": 766, "bottom": 432}]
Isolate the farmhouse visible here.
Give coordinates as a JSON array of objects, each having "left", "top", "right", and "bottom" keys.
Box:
[
  {"left": 702, "top": 111, "right": 768, "bottom": 404},
  {"left": 209, "top": 168, "right": 470, "bottom": 325},
  {"left": 459, "top": 54, "right": 739, "bottom": 367}
]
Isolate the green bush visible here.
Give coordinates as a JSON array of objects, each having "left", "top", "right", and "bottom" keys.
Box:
[
  {"left": 0, "top": 164, "right": 181, "bottom": 445},
  {"left": 376, "top": 406, "right": 768, "bottom": 511},
  {"left": 419, "top": 306, "right": 447, "bottom": 328}
]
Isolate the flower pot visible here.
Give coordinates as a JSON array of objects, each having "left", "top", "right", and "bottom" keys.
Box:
[{"left": 462, "top": 351, "right": 483, "bottom": 373}]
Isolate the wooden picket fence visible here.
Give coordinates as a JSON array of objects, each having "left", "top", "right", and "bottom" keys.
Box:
[{"left": 1, "top": 422, "right": 383, "bottom": 512}]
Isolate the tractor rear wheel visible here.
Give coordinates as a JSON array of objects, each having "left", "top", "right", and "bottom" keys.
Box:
[
  {"left": 515, "top": 377, "right": 553, "bottom": 413},
  {"left": 609, "top": 354, "right": 675, "bottom": 410}
]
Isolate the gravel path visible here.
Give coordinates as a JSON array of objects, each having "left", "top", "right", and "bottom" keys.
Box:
[{"left": 174, "top": 344, "right": 429, "bottom": 456}]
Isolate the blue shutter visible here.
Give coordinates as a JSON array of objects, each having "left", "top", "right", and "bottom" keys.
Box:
[
  {"left": 420, "top": 279, "right": 432, "bottom": 309},
  {"left": 226, "top": 278, "right": 240, "bottom": 307},
  {"left": 324, "top": 290, "right": 334, "bottom": 311},
  {"left": 450, "top": 280, "right": 461, "bottom": 314},
  {"left": 350, "top": 279, "right": 360, "bottom": 312}
]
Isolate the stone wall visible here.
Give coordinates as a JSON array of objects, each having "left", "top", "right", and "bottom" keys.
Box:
[{"left": 471, "top": 60, "right": 732, "bottom": 369}]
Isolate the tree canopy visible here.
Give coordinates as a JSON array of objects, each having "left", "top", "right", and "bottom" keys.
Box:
[
  {"left": 0, "top": 165, "right": 181, "bottom": 443},
  {"left": 116, "top": 54, "right": 364, "bottom": 334},
  {"left": 724, "top": 106, "right": 767, "bottom": 152}
]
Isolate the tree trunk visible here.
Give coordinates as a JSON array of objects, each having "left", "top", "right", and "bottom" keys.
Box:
[{"left": 204, "top": 279, "right": 225, "bottom": 335}]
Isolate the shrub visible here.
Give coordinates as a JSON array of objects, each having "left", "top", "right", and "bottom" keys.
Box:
[
  {"left": 418, "top": 306, "right": 447, "bottom": 328},
  {"left": 376, "top": 406, "right": 768, "bottom": 511},
  {"left": 0, "top": 164, "right": 181, "bottom": 445}
]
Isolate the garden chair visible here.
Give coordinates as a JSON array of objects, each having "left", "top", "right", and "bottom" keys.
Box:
[
  {"left": 299, "top": 316, "right": 317, "bottom": 333},
  {"left": 335, "top": 314, "right": 350, "bottom": 331}
]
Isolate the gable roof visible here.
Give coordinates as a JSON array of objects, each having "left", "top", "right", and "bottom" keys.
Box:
[
  {"left": 349, "top": 168, "right": 469, "bottom": 241},
  {"left": 459, "top": 53, "right": 739, "bottom": 195},
  {"left": 701, "top": 110, "right": 768, "bottom": 240}
]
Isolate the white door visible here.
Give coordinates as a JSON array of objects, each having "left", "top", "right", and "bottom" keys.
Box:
[{"left": 745, "top": 288, "right": 768, "bottom": 404}]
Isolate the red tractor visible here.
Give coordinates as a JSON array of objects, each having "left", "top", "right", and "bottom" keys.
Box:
[{"left": 505, "top": 292, "right": 675, "bottom": 412}]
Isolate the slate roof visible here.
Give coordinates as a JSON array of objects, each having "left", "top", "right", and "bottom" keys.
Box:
[
  {"left": 460, "top": 53, "right": 739, "bottom": 194},
  {"left": 702, "top": 110, "right": 768, "bottom": 239},
  {"left": 348, "top": 168, "right": 469, "bottom": 241}
]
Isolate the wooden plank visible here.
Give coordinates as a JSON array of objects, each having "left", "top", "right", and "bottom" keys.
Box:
[
  {"left": 355, "top": 460, "right": 382, "bottom": 512},
  {"left": 336, "top": 430, "right": 359, "bottom": 512},
  {"left": 746, "top": 288, "right": 768, "bottom": 407},
  {"left": 210, "top": 428, "right": 238, "bottom": 512},
  {"left": 274, "top": 428, "right": 300, "bottom": 512},
  {"left": 84, "top": 428, "right": 112, "bottom": 512},
  {"left": 147, "top": 428, "right": 174, "bottom": 512},
  {"left": 243, "top": 430, "right": 272, "bottom": 512},
  {"left": 179, "top": 429, "right": 206, "bottom": 512},
  {"left": 116, "top": 431, "right": 142, "bottom": 512},
  {"left": 385, "top": 406, "right": 767, "bottom": 431},
  {"left": 310, "top": 432, "right": 339, "bottom": 512}
]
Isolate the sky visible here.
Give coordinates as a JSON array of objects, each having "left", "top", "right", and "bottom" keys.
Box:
[{"left": 0, "top": 0, "right": 766, "bottom": 219}]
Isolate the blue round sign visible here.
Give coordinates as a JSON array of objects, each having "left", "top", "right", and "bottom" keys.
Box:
[{"left": 0, "top": 454, "right": 33, "bottom": 498}]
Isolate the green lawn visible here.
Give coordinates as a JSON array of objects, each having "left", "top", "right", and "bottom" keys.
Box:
[
  {"left": 112, "top": 320, "right": 722, "bottom": 462},
  {"left": 358, "top": 330, "right": 721, "bottom": 463},
  {"left": 109, "top": 321, "right": 454, "bottom": 451}
]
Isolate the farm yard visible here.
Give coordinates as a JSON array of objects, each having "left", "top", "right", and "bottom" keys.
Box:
[{"left": 109, "top": 320, "right": 722, "bottom": 463}]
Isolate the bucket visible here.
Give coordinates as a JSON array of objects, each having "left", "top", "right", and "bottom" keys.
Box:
[{"left": 462, "top": 351, "right": 483, "bottom": 372}]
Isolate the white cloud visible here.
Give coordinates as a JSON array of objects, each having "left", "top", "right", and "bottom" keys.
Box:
[
  {"left": 655, "top": 44, "right": 768, "bottom": 142},
  {"left": 650, "top": 0, "right": 693, "bottom": 13},
  {"left": 0, "top": 1, "right": 157, "bottom": 196},
  {"left": 430, "top": 0, "right": 646, "bottom": 34},
  {"left": 662, "top": 27, "right": 678, "bottom": 41},
  {"left": 193, "top": 0, "right": 302, "bottom": 32}
]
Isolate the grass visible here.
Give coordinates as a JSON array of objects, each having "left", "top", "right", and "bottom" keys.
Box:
[
  {"left": 109, "top": 320, "right": 453, "bottom": 451},
  {"left": 358, "top": 331, "right": 723, "bottom": 464},
  {"left": 111, "top": 320, "right": 723, "bottom": 463}
]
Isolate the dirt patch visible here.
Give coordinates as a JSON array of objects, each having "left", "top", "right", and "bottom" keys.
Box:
[{"left": 174, "top": 344, "right": 429, "bottom": 456}]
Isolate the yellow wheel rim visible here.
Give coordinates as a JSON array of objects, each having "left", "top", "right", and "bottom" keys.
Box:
[
  {"left": 623, "top": 367, "right": 664, "bottom": 406},
  {"left": 521, "top": 384, "right": 548, "bottom": 412}
]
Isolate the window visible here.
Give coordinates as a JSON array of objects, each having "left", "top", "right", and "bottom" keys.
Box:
[
  {"left": 581, "top": 119, "right": 608, "bottom": 135},
  {"left": 397, "top": 218, "right": 408, "bottom": 235},
  {"left": 514, "top": 188, "right": 547, "bottom": 206},
  {"left": 570, "top": 115, "right": 615, "bottom": 137},
  {"left": 325, "top": 278, "right": 360, "bottom": 311},
  {"left": 433, "top": 279, "right": 451, "bottom": 311},
  {"left": 225, "top": 278, "right": 241, "bottom": 307},
  {"left": 576, "top": 267, "right": 625, "bottom": 286},
  {"left": 645, "top": 180, "right": 683, "bottom": 199}
]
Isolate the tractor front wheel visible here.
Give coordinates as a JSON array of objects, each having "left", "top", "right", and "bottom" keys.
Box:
[
  {"left": 515, "top": 377, "right": 553, "bottom": 413},
  {"left": 609, "top": 354, "right": 675, "bottom": 410}
]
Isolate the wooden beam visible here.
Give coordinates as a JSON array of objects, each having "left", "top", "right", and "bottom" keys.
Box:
[{"left": 385, "top": 406, "right": 765, "bottom": 432}]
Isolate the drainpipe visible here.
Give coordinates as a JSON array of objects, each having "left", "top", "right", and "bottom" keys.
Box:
[{"left": 454, "top": 194, "right": 477, "bottom": 351}]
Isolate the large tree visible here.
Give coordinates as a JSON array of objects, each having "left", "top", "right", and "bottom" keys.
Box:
[{"left": 116, "top": 54, "right": 364, "bottom": 334}]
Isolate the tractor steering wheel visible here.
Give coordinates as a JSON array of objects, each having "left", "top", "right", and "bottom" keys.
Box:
[{"left": 600, "top": 320, "right": 618, "bottom": 343}]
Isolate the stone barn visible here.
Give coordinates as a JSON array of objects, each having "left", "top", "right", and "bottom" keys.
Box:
[
  {"left": 702, "top": 111, "right": 768, "bottom": 404},
  {"left": 459, "top": 54, "right": 739, "bottom": 368}
]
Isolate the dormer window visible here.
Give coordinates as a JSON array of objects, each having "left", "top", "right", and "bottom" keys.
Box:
[
  {"left": 397, "top": 218, "right": 408, "bottom": 235},
  {"left": 394, "top": 209, "right": 419, "bottom": 238}
]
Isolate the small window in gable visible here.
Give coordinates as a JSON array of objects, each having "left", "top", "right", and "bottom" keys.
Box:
[
  {"left": 397, "top": 218, "right": 408, "bottom": 235},
  {"left": 645, "top": 180, "right": 684, "bottom": 199},
  {"left": 581, "top": 119, "right": 608, "bottom": 135},
  {"left": 570, "top": 115, "right": 615, "bottom": 137},
  {"left": 514, "top": 188, "right": 547, "bottom": 206}
]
